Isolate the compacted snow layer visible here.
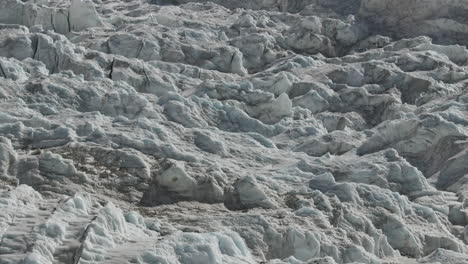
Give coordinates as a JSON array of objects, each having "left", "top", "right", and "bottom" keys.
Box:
[{"left": 1, "top": 0, "right": 468, "bottom": 263}]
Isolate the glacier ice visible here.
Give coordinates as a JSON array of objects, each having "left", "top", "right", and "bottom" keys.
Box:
[{"left": 1, "top": 0, "right": 468, "bottom": 263}]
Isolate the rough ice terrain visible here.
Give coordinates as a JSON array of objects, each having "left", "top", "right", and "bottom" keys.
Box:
[{"left": 1, "top": 0, "right": 468, "bottom": 263}]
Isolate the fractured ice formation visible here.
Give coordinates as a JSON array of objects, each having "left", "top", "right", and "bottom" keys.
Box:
[{"left": 1, "top": 0, "right": 468, "bottom": 263}]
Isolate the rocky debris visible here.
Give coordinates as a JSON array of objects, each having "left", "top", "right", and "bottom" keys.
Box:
[{"left": 1, "top": 0, "right": 468, "bottom": 263}]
